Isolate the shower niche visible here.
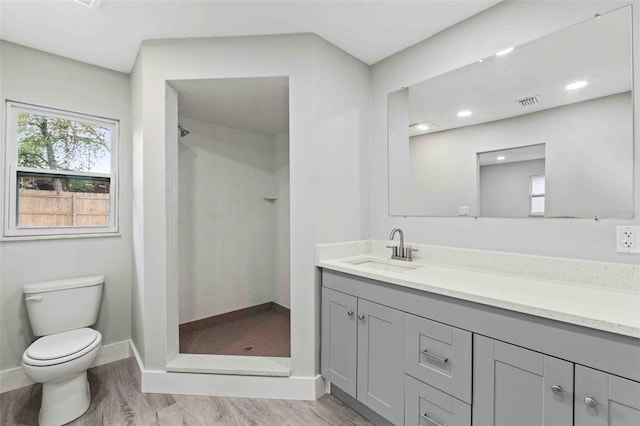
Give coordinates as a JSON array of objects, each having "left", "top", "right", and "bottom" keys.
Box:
[{"left": 171, "top": 77, "right": 290, "bottom": 360}]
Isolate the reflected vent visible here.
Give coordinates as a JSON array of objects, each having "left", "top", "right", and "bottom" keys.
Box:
[{"left": 516, "top": 96, "right": 540, "bottom": 107}]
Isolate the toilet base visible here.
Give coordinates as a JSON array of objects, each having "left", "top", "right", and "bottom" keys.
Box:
[{"left": 38, "top": 371, "right": 91, "bottom": 426}]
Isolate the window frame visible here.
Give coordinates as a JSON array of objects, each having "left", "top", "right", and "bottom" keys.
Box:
[
  {"left": 529, "top": 174, "right": 545, "bottom": 217},
  {"left": 3, "top": 101, "right": 119, "bottom": 238}
]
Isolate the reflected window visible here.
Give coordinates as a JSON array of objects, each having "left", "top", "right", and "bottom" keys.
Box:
[{"left": 530, "top": 175, "right": 545, "bottom": 216}]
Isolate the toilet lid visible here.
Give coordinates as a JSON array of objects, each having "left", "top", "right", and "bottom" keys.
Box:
[{"left": 26, "top": 328, "right": 99, "bottom": 360}]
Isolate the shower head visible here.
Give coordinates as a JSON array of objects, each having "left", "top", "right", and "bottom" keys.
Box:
[{"left": 178, "top": 122, "right": 190, "bottom": 137}]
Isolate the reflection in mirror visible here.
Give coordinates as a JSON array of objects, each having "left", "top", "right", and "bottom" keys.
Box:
[
  {"left": 388, "top": 6, "right": 634, "bottom": 218},
  {"left": 478, "top": 144, "right": 545, "bottom": 218}
]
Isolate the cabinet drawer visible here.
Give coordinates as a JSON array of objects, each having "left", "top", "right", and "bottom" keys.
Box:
[
  {"left": 404, "top": 313, "right": 472, "bottom": 403},
  {"left": 405, "top": 375, "right": 471, "bottom": 426}
]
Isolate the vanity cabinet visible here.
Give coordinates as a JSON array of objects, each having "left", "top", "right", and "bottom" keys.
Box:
[
  {"left": 473, "top": 335, "right": 573, "bottom": 426},
  {"left": 320, "top": 269, "right": 640, "bottom": 426},
  {"left": 321, "top": 287, "right": 405, "bottom": 425}
]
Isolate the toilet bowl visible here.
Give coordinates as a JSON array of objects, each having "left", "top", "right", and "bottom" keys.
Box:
[
  {"left": 22, "top": 328, "right": 102, "bottom": 426},
  {"left": 21, "top": 276, "right": 104, "bottom": 426}
]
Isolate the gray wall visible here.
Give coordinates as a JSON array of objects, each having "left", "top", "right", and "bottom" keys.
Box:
[
  {"left": 372, "top": 0, "right": 640, "bottom": 263},
  {"left": 480, "top": 159, "right": 546, "bottom": 218},
  {"left": 0, "top": 41, "right": 132, "bottom": 371}
]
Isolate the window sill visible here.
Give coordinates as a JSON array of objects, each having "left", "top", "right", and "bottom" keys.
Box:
[{"left": 1, "top": 232, "right": 122, "bottom": 242}]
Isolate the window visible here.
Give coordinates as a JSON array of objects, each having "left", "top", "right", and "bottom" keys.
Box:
[
  {"left": 530, "top": 175, "right": 545, "bottom": 217},
  {"left": 4, "top": 101, "right": 118, "bottom": 237}
]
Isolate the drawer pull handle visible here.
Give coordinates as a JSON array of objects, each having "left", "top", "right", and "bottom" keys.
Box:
[
  {"left": 422, "top": 349, "right": 448, "bottom": 364},
  {"left": 347, "top": 310, "right": 354, "bottom": 316},
  {"left": 422, "top": 412, "right": 447, "bottom": 426},
  {"left": 584, "top": 397, "right": 598, "bottom": 408},
  {"left": 551, "top": 385, "right": 563, "bottom": 395}
]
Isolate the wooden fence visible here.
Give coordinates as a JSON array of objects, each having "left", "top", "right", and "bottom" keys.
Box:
[{"left": 18, "top": 189, "right": 110, "bottom": 227}]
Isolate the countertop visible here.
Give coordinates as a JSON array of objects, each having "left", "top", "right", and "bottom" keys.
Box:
[{"left": 316, "top": 241, "right": 640, "bottom": 339}]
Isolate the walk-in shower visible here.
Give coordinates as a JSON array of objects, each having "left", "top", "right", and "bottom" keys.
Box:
[{"left": 172, "top": 76, "right": 290, "bottom": 358}]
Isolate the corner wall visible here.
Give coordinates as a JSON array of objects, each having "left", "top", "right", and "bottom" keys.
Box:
[
  {"left": 132, "top": 33, "right": 370, "bottom": 379},
  {"left": 370, "top": 1, "right": 640, "bottom": 264},
  {"left": 0, "top": 41, "right": 133, "bottom": 372}
]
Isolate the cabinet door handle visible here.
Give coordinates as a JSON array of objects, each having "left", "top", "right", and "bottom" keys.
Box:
[
  {"left": 346, "top": 310, "right": 353, "bottom": 316},
  {"left": 422, "top": 412, "right": 447, "bottom": 426},
  {"left": 25, "top": 296, "right": 43, "bottom": 302},
  {"left": 551, "top": 385, "right": 563, "bottom": 395},
  {"left": 358, "top": 314, "right": 365, "bottom": 320},
  {"left": 422, "top": 349, "right": 448, "bottom": 364},
  {"left": 584, "top": 397, "right": 598, "bottom": 408}
]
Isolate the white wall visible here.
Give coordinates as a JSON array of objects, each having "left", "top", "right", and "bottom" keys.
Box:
[
  {"left": 0, "top": 41, "right": 132, "bottom": 371},
  {"left": 480, "top": 159, "right": 545, "bottom": 217},
  {"left": 177, "top": 116, "right": 286, "bottom": 324},
  {"left": 131, "top": 34, "right": 370, "bottom": 376},
  {"left": 273, "top": 131, "right": 290, "bottom": 309},
  {"left": 371, "top": 1, "right": 640, "bottom": 264}
]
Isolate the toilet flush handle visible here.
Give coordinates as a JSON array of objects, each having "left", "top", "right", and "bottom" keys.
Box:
[{"left": 25, "top": 296, "right": 42, "bottom": 302}]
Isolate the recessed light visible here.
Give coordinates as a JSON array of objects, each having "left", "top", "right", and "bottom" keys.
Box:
[
  {"left": 457, "top": 110, "right": 472, "bottom": 118},
  {"left": 495, "top": 47, "right": 514, "bottom": 56},
  {"left": 496, "top": 156, "right": 506, "bottom": 161},
  {"left": 565, "top": 80, "right": 588, "bottom": 90}
]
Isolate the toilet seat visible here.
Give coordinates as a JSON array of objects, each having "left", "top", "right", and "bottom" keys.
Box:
[{"left": 23, "top": 328, "right": 101, "bottom": 367}]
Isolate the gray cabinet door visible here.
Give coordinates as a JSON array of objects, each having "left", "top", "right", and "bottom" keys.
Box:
[
  {"left": 473, "top": 335, "right": 573, "bottom": 426},
  {"left": 575, "top": 365, "right": 640, "bottom": 426},
  {"left": 357, "top": 299, "right": 404, "bottom": 425},
  {"left": 321, "top": 287, "right": 358, "bottom": 398}
]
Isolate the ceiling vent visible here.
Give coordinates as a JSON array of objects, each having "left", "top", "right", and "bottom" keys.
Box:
[{"left": 516, "top": 96, "right": 540, "bottom": 107}]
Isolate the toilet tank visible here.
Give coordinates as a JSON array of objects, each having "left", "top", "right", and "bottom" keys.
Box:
[{"left": 24, "top": 275, "right": 104, "bottom": 336}]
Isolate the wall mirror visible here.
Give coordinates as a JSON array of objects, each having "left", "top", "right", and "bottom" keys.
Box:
[{"left": 388, "top": 6, "right": 634, "bottom": 218}]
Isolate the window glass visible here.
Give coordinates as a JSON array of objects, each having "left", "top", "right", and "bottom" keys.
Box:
[
  {"left": 17, "top": 111, "right": 111, "bottom": 173},
  {"left": 17, "top": 171, "right": 111, "bottom": 228}
]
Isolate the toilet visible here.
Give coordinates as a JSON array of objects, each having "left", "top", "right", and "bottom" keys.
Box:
[{"left": 21, "top": 275, "right": 104, "bottom": 426}]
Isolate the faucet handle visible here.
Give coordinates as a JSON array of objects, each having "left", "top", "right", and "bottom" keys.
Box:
[
  {"left": 386, "top": 245, "right": 399, "bottom": 257},
  {"left": 406, "top": 247, "right": 419, "bottom": 261}
]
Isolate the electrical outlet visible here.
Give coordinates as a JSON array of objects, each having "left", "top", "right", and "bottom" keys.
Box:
[{"left": 616, "top": 226, "right": 640, "bottom": 253}]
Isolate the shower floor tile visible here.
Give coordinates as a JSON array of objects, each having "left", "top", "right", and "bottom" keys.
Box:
[{"left": 179, "top": 302, "right": 290, "bottom": 357}]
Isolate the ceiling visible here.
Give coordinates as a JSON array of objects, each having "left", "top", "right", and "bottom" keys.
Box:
[
  {"left": 478, "top": 143, "right": 545, "bottom": 166},
  {"left": 172, "top": 77, "right": 289, "bottom": 136},
  {"left": 0, "top": 0, "right": 500, "bottom": 74},
  {"left": 408, "top": 5, "right": 632, "bottom": 136}
]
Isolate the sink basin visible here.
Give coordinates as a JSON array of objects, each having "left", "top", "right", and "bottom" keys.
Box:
[{"left": 345, "top": 258, "right": 421, "bottom": 273}]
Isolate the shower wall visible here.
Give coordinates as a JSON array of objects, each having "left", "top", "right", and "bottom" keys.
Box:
[{"left": 177, "top": 116, "right": 290, "bottom": 324}]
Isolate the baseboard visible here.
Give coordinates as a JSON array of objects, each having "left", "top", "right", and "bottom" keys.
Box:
[{"left": 0, "top": 339, "right": 132, "bottom": 394}]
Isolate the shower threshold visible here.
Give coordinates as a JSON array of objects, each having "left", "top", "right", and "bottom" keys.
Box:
[{"left": 166, "top": 354, "right": 291, "bottom": 377}]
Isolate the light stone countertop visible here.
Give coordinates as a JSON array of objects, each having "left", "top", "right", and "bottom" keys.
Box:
[{"left": 317, "top": 241, "right": 640, "bottom": 339}]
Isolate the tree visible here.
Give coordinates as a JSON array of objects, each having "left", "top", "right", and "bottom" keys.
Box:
[{"left": 17, "top": 112, "right": 110, "bottom": 192}]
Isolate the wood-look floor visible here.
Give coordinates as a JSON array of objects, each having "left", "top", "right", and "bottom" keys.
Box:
[{"left": 0, "top": 358, "right": 371, "bottom": 426}]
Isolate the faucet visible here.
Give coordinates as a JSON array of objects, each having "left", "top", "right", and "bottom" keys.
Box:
[{"left": 388, "top": 228, "right": 418, "bottom": 261}]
